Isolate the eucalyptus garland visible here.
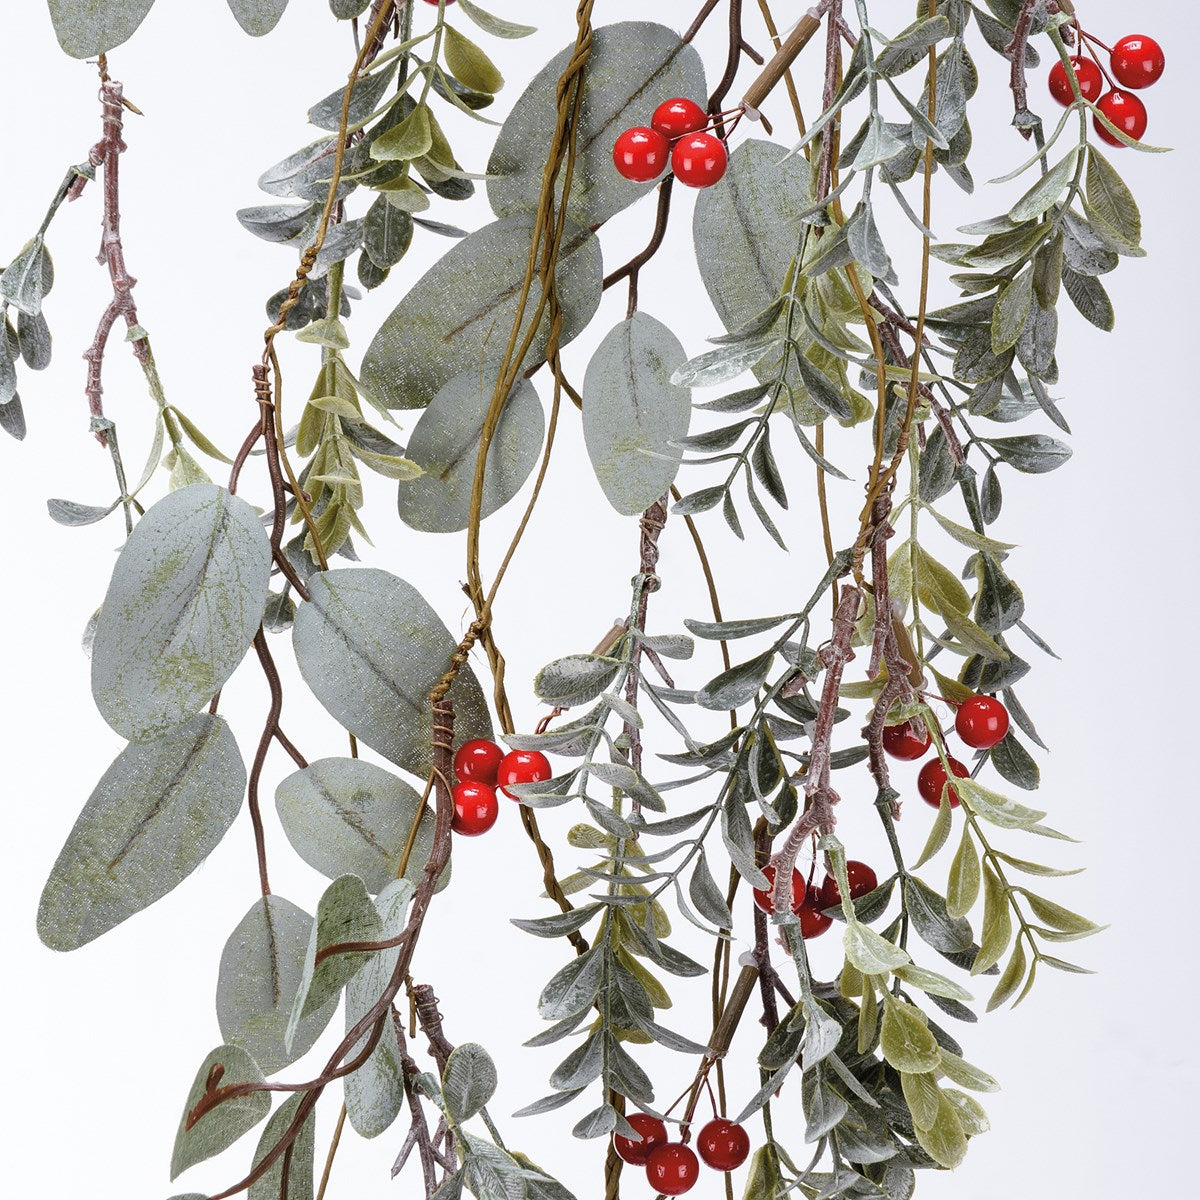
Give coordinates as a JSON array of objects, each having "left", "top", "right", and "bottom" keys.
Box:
[{"left": 7, "top": 1, "right": 1159, "bottom": 1198}]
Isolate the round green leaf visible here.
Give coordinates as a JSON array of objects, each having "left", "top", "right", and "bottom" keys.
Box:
[
  {"left": 48, "top": 0, "right": 158, "bottom": 58},
  {"left": 38, "top": 713, "right": 246, "bottom": 951},
  {"left": 396, "top": 370, "right": 543, "bottom": 532},
  {"left": 91, "top": 483, "right": 272, "bottom": 743}
]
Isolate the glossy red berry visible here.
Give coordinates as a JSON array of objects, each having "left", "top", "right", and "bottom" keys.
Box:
[
  {"left": 882, "top": 720, "right": 932, "bottom": 761},
  {"left": 651, "top": 97, "right": 708, "bottom": 139},
  {"left": 612, "top": 1113, "right": 668, "bottom": 1166},
  {"left": 1047, "top": 57, "right": 1104, "bottom": 105},
  {"left": 454, "top": 738, "right": 504, "bottom": 785},
  {"left": 612, "top": 126, "right": 670, "bottom": 182},
  {"left": 1110, "top": 34, "right": 1165, "bottom": 89},
  {"left": 955, "top": 695, "right": 1010, "bottom": 750},
  {"left": 1094, "top": 89, "right": 1148, "bottom": 145},
  {"left": 646, "top": 1143, "right": 700, "bottom": 1195},
  {"left": 821, "top": 860, "right": 879, "bottom": 909},
  {"left": 918, "top": 757, "right": 970, "bottom": 808},
  {"left": 451, "top": 781, "right": 498, "bottom": 836},
  {"left": 696, "top": 1119, "right": 751, "bottom": 1172},
  {"left": 797, "top": 885, "right": 834, "bottom": 939},
  {"left": 496, "top": 750, "right": 552, "bottom": 799},
  {"left": 671, "top": 132, "right": 728, "bottom": 188},
  {"left": 751, "top": 864, "right": 804, "bottom": 915}
]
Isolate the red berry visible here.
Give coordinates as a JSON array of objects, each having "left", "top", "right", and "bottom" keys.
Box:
[
  {"left": 821, "top": 860, "right": 879, "bottom": 909},
  {"left": 882, "top": 720, "right": 932, "bottom": 761},
  {"left": 1047, "top": 57, "right": 1104, "bottom": 105},
  {"left": 651, "top": 97, "right": 708, "bottom": 139},
  {"left": 451, "top": 781, "right": 498, "bottom": 836},
  {"left": 454, "top": 738, "right": 504, "bottom": 785},
  {"left": 696, "top": 1119, "right": 751, "bottom": 1172},
  {"left": 955, "top": 696, "right": 1010, "bottom": 750},
  {"left": 646, "top": 1143, "right": 700, "bottom": 1195},
  {"left": 422, "top": 0, "right": 455, "bottom": 5},
  {"left": 1110, "top": 34, "right": 1165, "bottom": 89},
  {"left": 613, "top": 1113, "right": 668, "bottom": 1166},
  {"left": 751, "top": 864, "right": 804, "bottom": 915},
  {"left": 797, "top": 885, "right": 834, "bottom": 939},
  {"left": 671, "top": 132, "right": 728, "bottom": 188},
  {"left": 917, "top": 757, "right": 970, "bottom": 808},
  {"left": 1094, "top": 89, "right": 1148, "bottom": 145},
  {"left": 612, "top": 126, "right": 670, "bottom": 182},
  {"left": 496, "top": 750, "right": 552, "bottom": 799}
]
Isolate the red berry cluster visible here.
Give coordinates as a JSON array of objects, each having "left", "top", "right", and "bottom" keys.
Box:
[
  {"left": 612, "top": 97, "right": 728, "bottom": 189},
  {"left": 882, "top": 695, "right": 1009, "bottom": 810},
  {"left": 613, "top": 1113, "right": 751, "bottom": 1194},
  {"left": 1048, "top": 32, "right": 1164, "bottom": 146},
  {"left": 751, "top": 859, "right": 879, "bottom": 936},
  {"left": 449, "top": 740, "right": 552, "bottom": 836}
]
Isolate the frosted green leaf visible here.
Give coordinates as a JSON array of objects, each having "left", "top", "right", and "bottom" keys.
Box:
[
  {"left": 443, "top": 1043, "right": 498, "bottom": 1124},
  {"left": 286, "top": 875, "right": 382, "bottom": 1051},
  {"left": 292, "top": 568, "right": 492, "bottom": 776},
  {"left": 217, "top": 895, "right": 337, "bottom": 1075},
  {"left": 47, "top": 0, "right": 158, "bottom": 57},
  {"left": 487, "top": 23, "right": 705, "bottom": 227},
  {"left": 225, "top": 0, "right": 289, "bottom": 36},
  {"left": 38, "top": 714, "right": 246, "bottom": 951},
  {"left": 844, "top": 921, "right": 910, "bottom": 975},
  {"left": 248, "top": 1093, "right": 314, "bottom": 1200},
  {"left": 170, "top": 1044, "right": 270, "bottom": 1179},
  {"left": 91, "top": 483, "right": 271, "bottom": 742},
  {"left": 581, "top": 313, "right": 691, "bottom": 516},
  {"left": 275, "top": 758, "right": 446, "bottom": 894},
  {"left": 397, "top": 370, "right": 543, "bottom": 532},
  {"left": 360, "top": 217, "right": 601, "bottom": 410},
  {"left": 344, "top": 880, "right": 414, "bottom": 1138},
  {"left": 880, "top": 999, "right": 941, "bottom": 1074}
]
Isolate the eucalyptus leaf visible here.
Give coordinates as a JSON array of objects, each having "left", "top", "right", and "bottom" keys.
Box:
[
  {"left": 225, "top": 0, "right": 289, "bottom": 37},
  {"left": 247, "top": 1093, "right": 315, "bottom": 1200},
  {"left": 47, "top": 0, "right": 157, "bottom": 58}
]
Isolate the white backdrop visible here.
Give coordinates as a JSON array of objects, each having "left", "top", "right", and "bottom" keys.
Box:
[{"left": 1, "top": 2, "right": 1195, "bottom": 1197}]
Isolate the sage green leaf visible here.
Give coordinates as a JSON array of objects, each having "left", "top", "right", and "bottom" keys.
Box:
[
  {"left": 217, "top": 895, "right": 337, "bottom": 1075},
  {"left": 1008, "top": 150, "right": 1076, "bottom": 222},
  {"left": 990, "top": 270, "right": 1033, "bottom": 354},
  {"left": 170, "top": 1044, "right": 270, "bottom": 1179},
  {"left": 986, "top": 940, "right": 1027, "bottom": 1010},
  {"left": 360, "top": 217, "right": 601, "bottom": 410},
  {"left": 693, "top": 140, "right": 809, "bottom": 335},
  {"left": 990, "top": 730, "right": 1040, "bottom": 790},
  {"left": 973, "top": 864, "right": 1012, "bottom": 975},
  {"left": 48, "top": 0, "right": 157, "bottom": 57},
  {"left": 875, "top": 14, "right": 951, "bottom": 77},
  {"left": 956, "top": 777, "right": 1046, "bottom": 830},
  {"left": 329, "top": 0, "right": 369, "bottom": 16},
  {"left": 844, "top": 922, "right": 910, "bottom": 975},
  {"left": 914, "top": 1089, "right": 968, "bottom": 1168},
  {"left": 905, "top": 878, "right": 973, "bottom": 955},
  {"left": 38, "top": 714, "right": 246, "bottom": 951},
  {"left": 248, "top": 1093, "right": 315, "bottom": 1200},
  {"left": 803, "top": 1069, "right": 849, "bottom": 1141},
  {"left": 444, "top": 26, "right": 504, "bottom": 94},
  {"left": 893, "top": 962, "right": 972, "bottom": 1003},
  {"left": 581, "top": 312, "right": 691, "bottom": 515},
  {"left": 1062, "top": 266, "right": 1115, "bottom": 330},
  {"left": 292, "top": 568, "right": 492, "bottom": 775},
  {"left": 91, "top": 484, "right": 271, "bottom": 742},
  {"left": 538, "top": 946, "right": 605, "bottom": 1020},
  {"left": 286, "top": 874, "right": 383, "bottom": 1050},
  {"left": 0, "top": 238, "right": 47, "bottom": 315},
  {"left": 487, "top": 23, "right": 705, "bottom": 227},
  {"left": 344, "top": 880, "right": 414, "bottom": 1138},
  {"left": 396, "top": 370, "right": 543, "bottom": 533},
  {"left": 689, "top": 851, "right": 733, "bottom": 928},
  {"left": 371, "top": 104, "right": 433, "bottom": 161},
  {"left": 946, "top": 826, "right": 981, "bottom": 918},
  {"left": 741, "top": 1145, "right": 787, "bottom": 1200},
  {"left": 912, "top": 795, "right": 955, "bottom": 868},
  {"left": 535, "top": 654, "right": 620, "bottom": 707},
  {"left": 938, "top": 1049, "right": 999, "bottom": 1093},
  {"left": 275, "top": 757, "right": 444, "bottom": 894},
  {"left": 900, "top": 1070, "right": 941, "bottom": 1131},
  {"left": 1018, "top": 890, "right": 1102, "bottom": 935},
  {"left": 457, "top": 0, "right": 535, "bottom": 39},
  {"left": 986, "top": 433, "right": 1072, "bottom": 474},
  {"left": 944, "top": 1088, "right": 990, "bottom": 1136},
  {"left": 225, "top": 0, "right": 289, "bottom": 37},
  {"left": 880, "top": 999, "right": 940, "bottom": 1073},
  {"left": 1084, "top": 147, "right": 1141, "bottom": 248},
  {"left": 992, "top": 851, "right": 1081, "bottom": 878},
  {"left": 443, "top": 1043, "right": 498, "bottom": 1123},
  {"left": 363, "top": 195, "right": 414, "bottom": 268}
]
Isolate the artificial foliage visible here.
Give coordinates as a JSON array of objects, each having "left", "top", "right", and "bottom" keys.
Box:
[{"left": 6, "top": 1, "right": 1160, "bottom": 1197}]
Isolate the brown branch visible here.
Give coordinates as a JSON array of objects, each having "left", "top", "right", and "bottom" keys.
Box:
[{"left": 1005, "top": 0, "right": 1045, "bottom": 137}]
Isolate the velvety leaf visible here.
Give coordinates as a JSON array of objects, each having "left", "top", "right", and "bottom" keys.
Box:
[
  {"left": 487, "top": 23, "right": 705, "bottom": 227},
  {"left": 360, "top": 217, "right": 601, "bottom": 410},
  {"left": 47, "top": 0, "right": 157, "bottom": 57},
  {"left": 913, "top": 1089, "right": 967, "bottom": 1168},
  {"left": 248, "top": 1093, "right": 315, "bottom": 1200},
  {"left": 443, "top": 1043, "right": 498, "bottom": 1123},
  {"left": 38, "top": 714, "right": 245, "bottom": 951},
  {"left": 1084, "top": 147, "right": 1141, "bottom": 248},
  {"left": 275, "top": 757, "right": 443, "bottom": 894},
  {"left": 396, "top": 369, "right": 543, "bottom": 533},
  {"left": 225, "top": 0, "right": 289, "bottom": 37},
  {"left": 292, "top": 568, "right": 492, "bottom": 775},
  {"left": 217, "top": 895, "right": 337, "bottom": 1075},
  {"left": 91, "top": 484, "right": 271, "bottom": 742},
  {"left": 582, "top": 312, "right": 691, "bottom": 516}
]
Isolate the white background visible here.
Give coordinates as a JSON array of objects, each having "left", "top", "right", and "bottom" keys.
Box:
[{"left": 1, "top": 2, "right": 1195, "bottom": 1197}]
